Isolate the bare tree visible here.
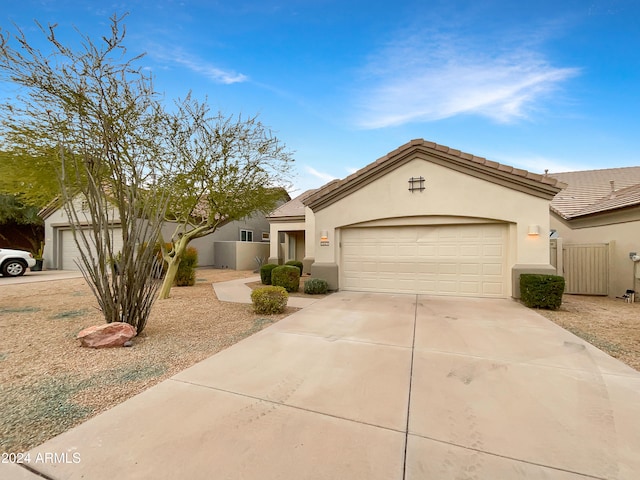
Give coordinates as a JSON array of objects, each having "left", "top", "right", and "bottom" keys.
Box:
[
  {"left": 0, "top": 15, "right": 168, "bottom": 333},
  {"left": 156, "top": 96, "right": 293, "bottom": 299}
]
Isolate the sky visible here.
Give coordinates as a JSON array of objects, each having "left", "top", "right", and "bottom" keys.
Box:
[{"left": 2, "top": 0, "right": 639, "bottom": 195}]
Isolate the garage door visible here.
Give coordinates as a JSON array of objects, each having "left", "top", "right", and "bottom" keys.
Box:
[
  {"left": 60, "top": 228, "right": 124, "bottom": 270},
  {"left": 341, "top": 224, "right": 507, "bottom": 297}
]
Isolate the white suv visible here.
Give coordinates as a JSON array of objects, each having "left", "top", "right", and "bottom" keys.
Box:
[{"left": 0, "top": 248, "right": 37, "bottom": 277}]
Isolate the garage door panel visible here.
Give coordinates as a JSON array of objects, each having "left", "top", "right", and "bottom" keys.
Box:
[
  {"left": 460, "top": 282, "right": 481, "bottom": 294},
  {"left": 437, "top": 245, "right": 458, "bottom": 256},
  {"left": 483, "top": 264, "right": 503, "bottom": 276},
  {"left": 483, "top": 282, "right": 504, "bottom": 295},
  {"left": 341, "top": 224, "right": 507, "bottom": 298},
  {"left": 460, "top": 263, "right": 480, "bottom": 275},
  {"left": 417, "top": 263, "right": 437, "bottom": 274},
  {"left": 417, "top": 245, "right": 437, "bottom": 256},
  {"left": 483, "top": 244, "right": 503, "bottom": 256},
  {"left": 438, "top": 263, "right": 458, "bottom": 274},
  {"left": 438, "top": 280, "right": 458, "bottom": 293},
  {"left": 61, "top": 228, "right": 124, "bottom": 271},
  {"left": 397, "top": 245, "right": 417, "bottom": 256}
]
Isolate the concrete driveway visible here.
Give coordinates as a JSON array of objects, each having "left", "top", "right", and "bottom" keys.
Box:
[
  {"left": 5, "top": 292, "right": 640, "bottom": 479},
  {"left": 0, "top": 269, "right": 83, "bottom": 284}
]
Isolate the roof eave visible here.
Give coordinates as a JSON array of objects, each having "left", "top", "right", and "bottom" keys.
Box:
[
  {"left": 267, "top": 215, "right": 306, "bottom": 223},
  {"left": 305, "top": 140, "right": 563, "bottom": 212}
]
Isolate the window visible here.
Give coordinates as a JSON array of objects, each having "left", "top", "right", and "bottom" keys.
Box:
[
  {"left": 261, "top": 232, "right": 270, "bottom": 242},
  {"left": 240, "top": 229, "right": 253, "bottom": 242}
]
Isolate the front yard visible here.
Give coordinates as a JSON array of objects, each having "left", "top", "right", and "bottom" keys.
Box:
[
  {"left": 536, "top": 294, "right": 640, "bottom": 371},
  {"left": 0, "top": 273, "right": 638, "bottom": 455},
  {"left": 0, "top": 269, "right": 296, "bottom": 454}
]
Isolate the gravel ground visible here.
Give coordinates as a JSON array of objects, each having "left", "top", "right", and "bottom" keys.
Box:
[
  {"left": 1, "top": 275, "right": 638, "bottom": 455},
  {"left": 535, "top": 294, "right": 640, "bottom": 371},
  {"left": 0, "top": 268, "right": 297, "bottom": 454}
]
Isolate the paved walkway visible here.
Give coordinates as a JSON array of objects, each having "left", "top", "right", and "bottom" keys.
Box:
[
  {"left": 4, "top": 292, "right": 640, "bottom": 479},
  {"left": 212, "top": 275, "right": 322, "bottom": 308}
]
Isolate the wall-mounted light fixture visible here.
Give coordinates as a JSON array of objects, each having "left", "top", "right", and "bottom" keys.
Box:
[
  {"left": 528, "top": 225, "right": 540, "bottom": 236},
  {"left": 320, "top": 230, "right": 329, "bottom": 246}
]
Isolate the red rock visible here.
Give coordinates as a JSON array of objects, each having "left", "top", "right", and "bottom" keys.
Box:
[{"left": 77, "top": 322, "right": 137, "bottom": 348}]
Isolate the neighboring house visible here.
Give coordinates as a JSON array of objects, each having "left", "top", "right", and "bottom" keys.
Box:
[
  {"left": 548, "top": 167, "right": 640, "bottom": 298},
  {"left": 269, "top": 139, "right": 563, "bottom": 298},
  {"left": 41, "top": 196, "right": 280, "bottom": 271}
]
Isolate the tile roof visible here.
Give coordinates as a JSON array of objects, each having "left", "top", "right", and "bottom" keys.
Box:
[
  {"left": 548, "top": 167, "right": 640, "bottom": 219},
  {"left": 303, "top": 139, "right": 564, "bottom": 211},
  {"left": 268, "top": 189, "right": 318, "bottom": 219}
]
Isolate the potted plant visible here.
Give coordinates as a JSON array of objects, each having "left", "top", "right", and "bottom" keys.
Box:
[{"left": 31, "top": 242, "right": 44, "bottom": 271}]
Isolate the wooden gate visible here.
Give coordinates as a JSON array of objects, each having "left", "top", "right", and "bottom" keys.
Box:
[{"left": 562, "top": 243, "right": 609, "bottom": 295}]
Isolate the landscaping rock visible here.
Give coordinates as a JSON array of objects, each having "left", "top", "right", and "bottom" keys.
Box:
[{"left": 77, "top": 322, "right": 137, "bottom": 348}]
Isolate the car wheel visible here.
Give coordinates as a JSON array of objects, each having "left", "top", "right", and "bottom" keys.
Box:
[{"left": 2, "top": 260, "right": 27, "bottom": 277}]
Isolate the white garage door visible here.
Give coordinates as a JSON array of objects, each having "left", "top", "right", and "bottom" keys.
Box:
[
  {"left": 341, "top": 224, "right": 507, "bottom": 297},
  {"left": 60, "top": 228, "right": 124, "bottom": 270}
]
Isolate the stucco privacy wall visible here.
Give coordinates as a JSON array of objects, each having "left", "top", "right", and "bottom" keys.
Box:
[
  {"left": 551, "top": 210, "right": 640, "bottom": 297},
  {"left": 311, "top": 157, "right": 552, "bottom": 297}
]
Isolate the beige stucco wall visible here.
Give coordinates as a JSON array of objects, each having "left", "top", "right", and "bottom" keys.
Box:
[
  {"left": 235, "top": 242, "right": 270, "bottom": 270},
  {"left": 268, "top": 220, "right": 304, "bottom": 260},
  {"left": 311, "top": 158, "right": 553, "bottom": 295},
  {"left": 551, "top": 210, "right": 640, "bottom": 297},
  {"left": 304, "top": 206, "right": 316, "bottom": 263}
]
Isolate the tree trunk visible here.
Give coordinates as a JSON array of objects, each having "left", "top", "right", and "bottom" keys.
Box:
[
  {"left": 157, "top": 235, "right": 190, "bottom": 299},
  {"left": 158, "top": 255, "right": 180, "bottom": 299}
]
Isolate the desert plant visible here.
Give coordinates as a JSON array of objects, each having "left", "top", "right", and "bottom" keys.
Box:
[
  {"left": 520, "top": 274, "right": 565, "bottom": 310},
  {"left": 175, "top": 246, "right": 198, "bottom": 287},
  {"left": 271, "top": 265, "right": 300, "bottom": 293},
  {"left": 304, "top": 278, "right": 329, "bottom": 295},
  {"left": 285, "top": 259, "right": 304, "bottom": 275},
  {"left": 148, "top": 242, "right": 172, "bottom": 278},
  {"left": 251, "top": 286, "right": 288, "bottom": 314},
  {"left": 0, "top": 16, "right": 169, "bottom": 334},
  {"left": 260, "top": 263, "right": 279, "bottom": 285}
]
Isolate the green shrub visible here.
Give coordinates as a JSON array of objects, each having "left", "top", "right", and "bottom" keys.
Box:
[
  {"left": 251, "top": 286, "right": 288, "bottom": 314},
  {"left": 304, "top": 278, "right": 328, "bottom": 295},
  {"left": 285, "top": 260, "right": 304, "bottom": 276},
  {"left": 176, "top": 246, "right": 198, "bottom": 287},
  {"left": 520, "top": 274, "right": 565, "bottom": 310},
  {"left": 271, "top": 265, "right": 300, "bottom": 293},
  {"left": 260, "top": 263, "right": 279, "bottom": 285}
]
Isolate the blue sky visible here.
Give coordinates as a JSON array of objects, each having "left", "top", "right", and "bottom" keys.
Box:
[{"left": 2, "top": 0, "right": 639, "bottom": 195}]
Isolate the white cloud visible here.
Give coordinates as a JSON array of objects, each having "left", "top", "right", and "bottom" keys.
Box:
[
  {"left": 150, "top": 46, "right": 248, "bottom": 85},
  {"left": 305, "top": 165, "right": 337, "bottom": 183},
  {"left": 497, "top": 153, "right": 579, "bottom": 175},
  {"left": 353, "top": 33, "right": 579, "bottom": 129}
]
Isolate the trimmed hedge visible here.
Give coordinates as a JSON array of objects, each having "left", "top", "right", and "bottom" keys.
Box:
[
  {"left": 251, "top": 286, "right": 289, "bottom": 314},
  {"left": 271, "top": 265, "right": 300, "bottom": 293},
  {"left": 260, "top": 263, "right": 279, "bottom": 285},
  {"left": 304, "top": 278, "right": 329, "bottom": 295},
  {"left": 520, "top": 274, "right": 565, "bottom": 310},
  {"left": 176, "top": 246, "right": 198, "bottom": 286},
  {"left": 285, "top": 260, "right": 304, "bottom": 276}
]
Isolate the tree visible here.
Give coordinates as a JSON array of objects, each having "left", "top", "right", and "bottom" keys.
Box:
[
  {"left": 0, "top": 15, "right": 168, "bottom": 333},
  {"left": 0, "top": 148, "right": 63, "bottom": 209},
  {"left": 156, "top": 96, "right": 293, "bottom": 299},
  {"left": 0, "top": 193, "right": 44, "bottom": 253}
]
